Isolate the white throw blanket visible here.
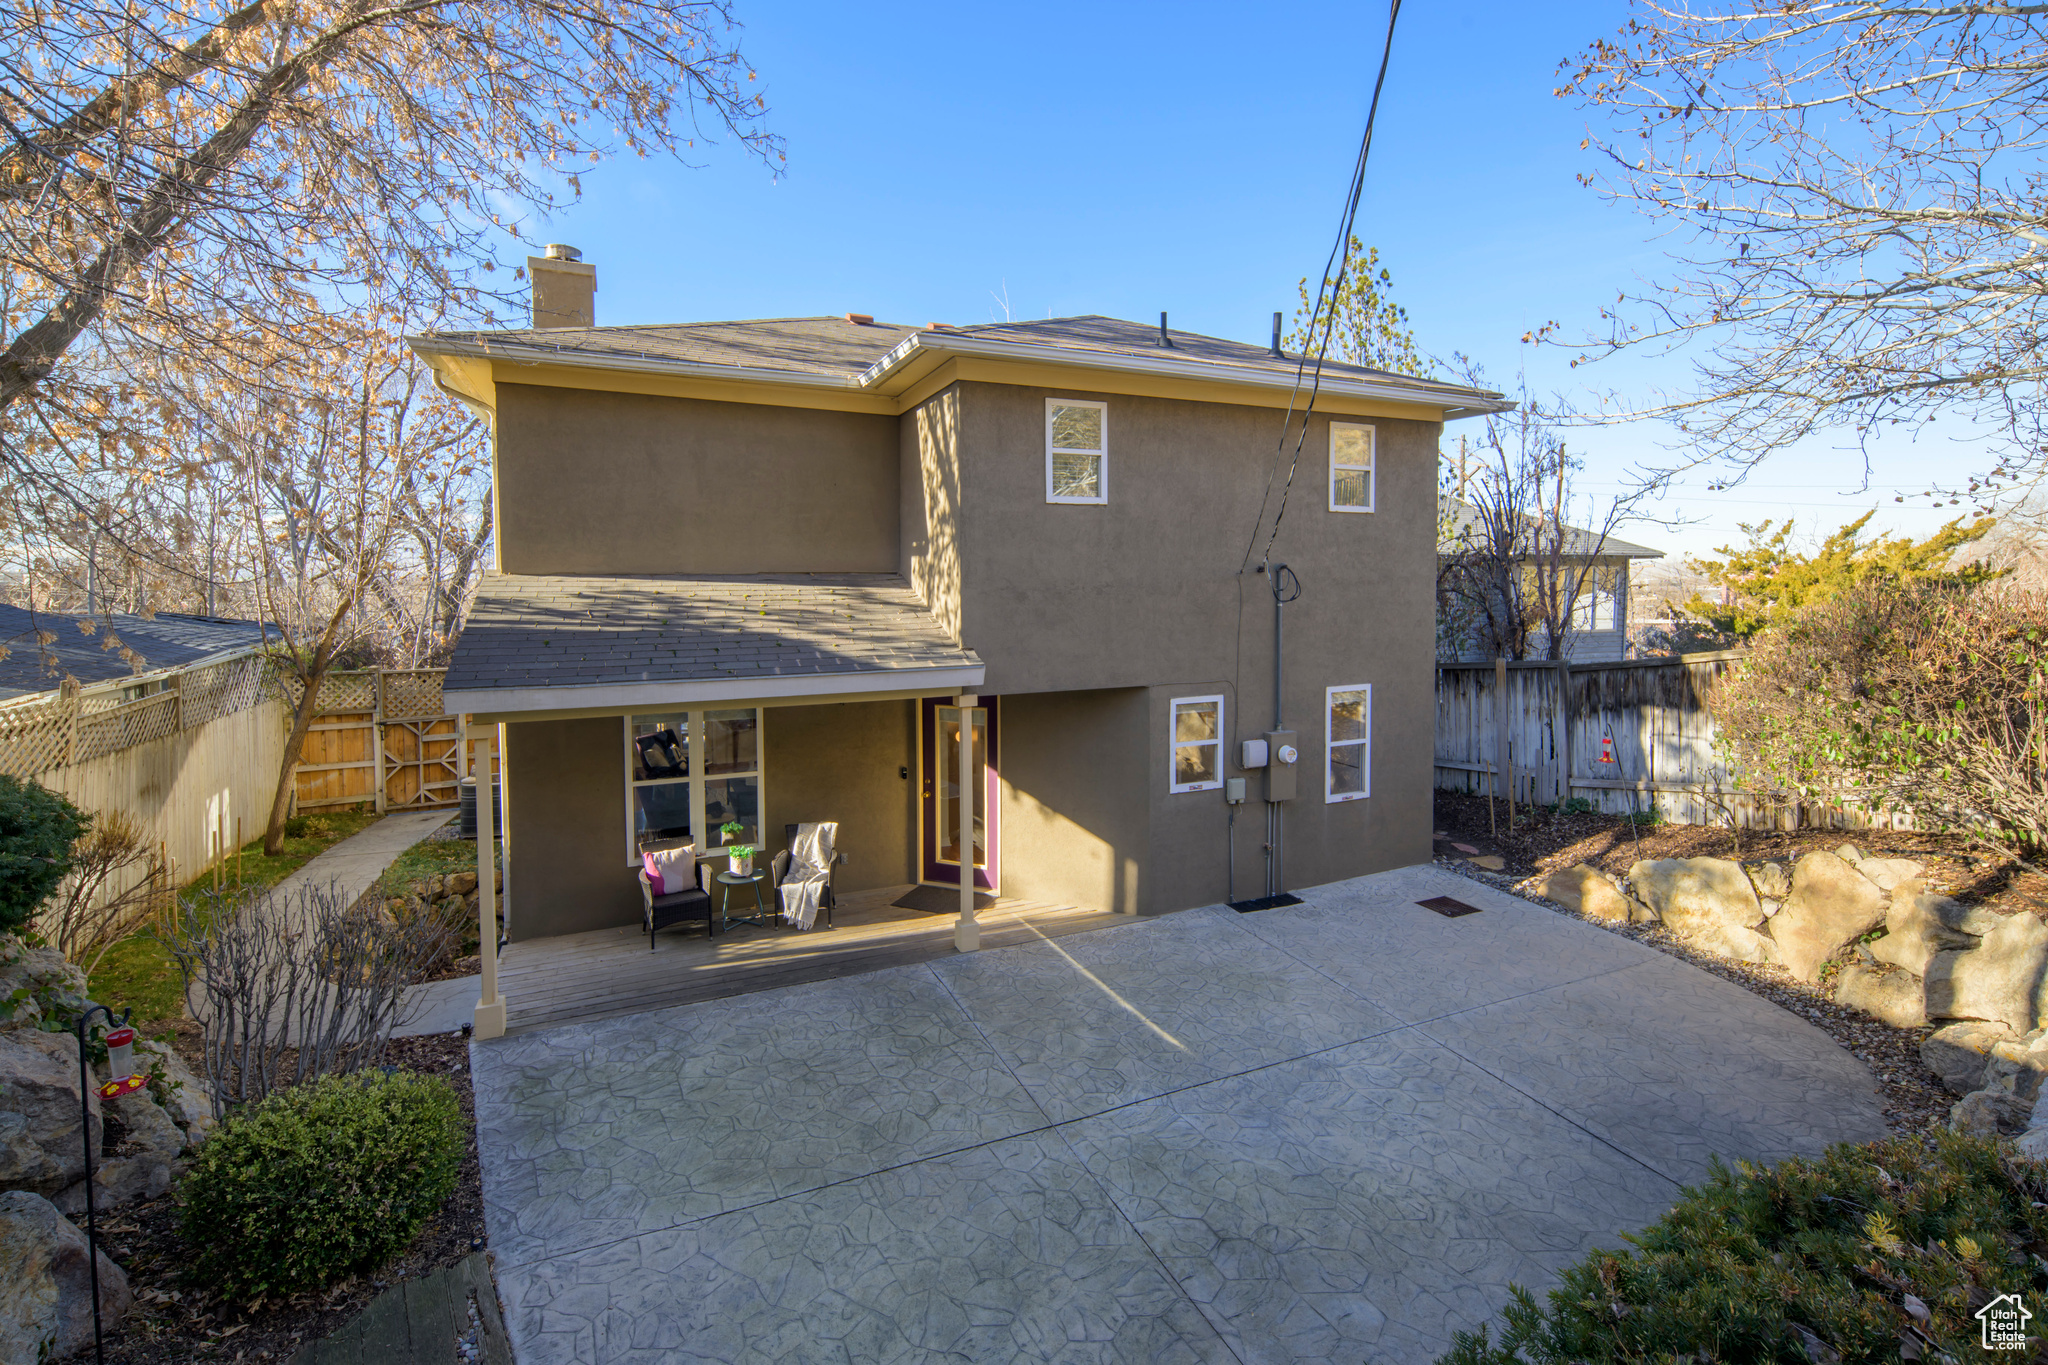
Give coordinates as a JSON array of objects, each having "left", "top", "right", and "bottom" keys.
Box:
[{"left": 779, "top": 822, "right": 837, "bottom": 930}]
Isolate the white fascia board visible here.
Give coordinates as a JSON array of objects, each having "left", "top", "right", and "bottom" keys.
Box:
[
  {"left": 861, "top": 332, "right": 1513, "bottom": 415},
  {"left": 407, "top": 335, "right": 861, "bottom": 395},
  {"left": 444, "top": 663, "right": 986, "bottom": 717}
]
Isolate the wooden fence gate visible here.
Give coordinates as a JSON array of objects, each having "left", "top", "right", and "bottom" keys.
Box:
[{"left": 294, "top": 669, "right": 463, "bottom": 812}]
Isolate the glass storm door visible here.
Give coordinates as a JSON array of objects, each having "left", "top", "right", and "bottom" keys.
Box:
[{"left": 920, "top": 697, "right": 998, "bottom": 891}]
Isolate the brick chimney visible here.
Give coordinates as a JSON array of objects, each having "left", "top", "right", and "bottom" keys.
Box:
[{"left": 528, "top": 244, "right": 595, "bottom": 329}]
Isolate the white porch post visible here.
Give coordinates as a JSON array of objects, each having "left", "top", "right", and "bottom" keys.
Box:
[
  {"left": 471, "top": 719, "right": 508, "bottom": 1038},
  {"left": 953, "top": 694, "right": 979, "bottom": 952}
]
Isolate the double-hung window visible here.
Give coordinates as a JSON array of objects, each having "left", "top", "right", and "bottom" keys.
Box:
[
  {"left": 1328, "top": 423, "right": 1375, "bottom": 513},
  {"left": 1326, "top": 684, "right": 1371, "bottom": 803},
  {"left": 1169, "top": 695, "right": 1224, "bottom": 793},
  {"left": 624, "top": 708, "right": 763, "bottom": 862},
  {"left": 1046, "top": 398, "right": 1108, "bottom": 504}
]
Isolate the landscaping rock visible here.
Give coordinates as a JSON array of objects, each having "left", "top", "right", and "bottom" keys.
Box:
[
  {"left": 1856, "top": 858, "right": 1925, "bottom": 893},
  {"left": 1980, "top": 1035, "right": 2048, "bottom": 1105},
  {"left": 1745, "top": 861, "right": 1792, "bottom": 902},
  {"left": 1770, "top": 851, "right": 1890, "bottom": 982},
  {"left": 0, "top": 1190, "right": 130, "bottom": 1363},
  {"left": 1951, "top": 1086, "right": 2033, "bottom": 1136},
  {"left": 1836, "top": 844, "right": 1867, "bottom": 864},
  {"left": 1628, "top": 857, "right": 1763, "bottom": 936},
  {"left": 1870, "top": 890, "right": 1980, "bottom": 977},
  {"left": 1832, "top": 964, "right": 1928, "bottom": 1028},
  {"left": 1535, "top": 865, "right": 1639, "bottom": 922},
  {"left": 1922, "top": 1021, "right": 2014, "bottom": 1094},
  {"left": 0, "top": 936, "right": 88, "bottom": 1032},
  {"left": 0, "top": 1028, "right": 98, "bottom": 1196},
  {"left": 52, "top": 1086, "right": 188, "bottom": 1216},
  {"left": 445, "top": 871, "right": 479, "bottom": 897},
  {"left": 2016, "top": 1101, "right": 2048, "bottom": 1162},
  {"left": 1925, "top": 912, "right": 2048, "bottom": 1035},
  {"left": 135, "top": 1040, "right": 213, "bottom": 1141}
]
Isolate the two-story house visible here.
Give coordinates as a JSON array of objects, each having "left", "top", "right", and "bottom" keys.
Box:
[{"left": 412, "top": 253, "right": 1505, "bottom": 1027}]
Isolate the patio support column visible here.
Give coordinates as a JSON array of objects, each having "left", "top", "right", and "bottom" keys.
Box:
[
  {"left": 954, "top": 693, "right": 979, "bottom": 952},
  {"left": 470, "top": 719, "right": 508, "bottom": 1038}
]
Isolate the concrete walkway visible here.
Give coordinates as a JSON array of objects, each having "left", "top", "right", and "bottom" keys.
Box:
[
  {"left": 289, "top": 1252, "right": 511, "bottom": 1364},
  {"left": 470, "top": 864, "right": 1890, "bottom": 1365},
  {"left": 272, "top": 808, "right": 453, "bottom": 913}
]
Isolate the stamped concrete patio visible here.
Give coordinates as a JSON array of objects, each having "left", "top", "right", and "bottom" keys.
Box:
[{"left": 469, "top": 863, "right": 1890, "bottom": 1365}]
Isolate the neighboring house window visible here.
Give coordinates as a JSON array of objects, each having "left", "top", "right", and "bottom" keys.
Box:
[
  {"left": 624, "top": 707, "right": 763, "bottom": 863},
  {"left": 1326, "top": 684, "right": 1371, "bottom": 802},
  {"left": 1170, "top": 695, "right": 1224, "bottom": 793},
  {"left": 1570, "top": 566, "right": 1622, "bottom": 632},
  {"left": 1329, "top": 423, "right": 1375, "bottom": 513},
  {"left": 1046, "top": 398, "right": 1108, "bottom": 504}
]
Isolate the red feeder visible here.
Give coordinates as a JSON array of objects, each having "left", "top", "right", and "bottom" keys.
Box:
[
  {"left": 1599, "top": 733, "right": 1616, "bottom": 765},
  {"left": 96, "top": 1026, "right": 145, "bottom": 1100}
]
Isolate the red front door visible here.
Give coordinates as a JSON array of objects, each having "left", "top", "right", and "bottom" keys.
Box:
[{"left": 920, "top": 697, "right": 998, "bottom": 892}]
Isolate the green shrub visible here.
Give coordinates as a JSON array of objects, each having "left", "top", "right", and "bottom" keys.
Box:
[
  {"left": 179, "top": 1069, "right": 465, "bottom": 1302},
  {"left": 1440, "top": 1134, "right": 2048, "bottom": 1365},
  {"left": 0, "top": 776, "right": 88, "bottom": 933}
]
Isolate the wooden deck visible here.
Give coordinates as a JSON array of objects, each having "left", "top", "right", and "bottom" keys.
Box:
[{"left": 497, "top": 885, "right": 1129, "bottom": 1034}]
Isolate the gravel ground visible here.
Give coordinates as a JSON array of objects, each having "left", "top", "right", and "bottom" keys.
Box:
[{"left": 97, "top": 1031, "right": 484, "bottom": 1364}]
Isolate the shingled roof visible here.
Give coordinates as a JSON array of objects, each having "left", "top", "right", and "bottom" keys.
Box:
[
  {"left": 0, "top": 606, "right": 270, "bottom": 700},
  {"left": 443, "top": 573, "right": 984, "bottom": 714}
]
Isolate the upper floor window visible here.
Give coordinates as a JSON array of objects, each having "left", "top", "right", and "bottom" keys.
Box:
[
  {"left": 1169, "top": 695, "right": 1224, "bottom": 793},
  {"left": 1329, "top": 423, "right": 1375, "bottom": 513},
  {"left": 1046, "top": 398, "right": 1108, "bottom": 504}
]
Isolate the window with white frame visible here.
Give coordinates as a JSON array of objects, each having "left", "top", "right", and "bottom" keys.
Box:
[
  {"left": 623, "top": 708, "right": 763, "bottom": 863},
  {"left": 1046, "top": 398, "right": 1108, "bottom": 504},
  {"left": 1570, "top": 566, "right": 1623, "bottom": 632},
  {"left": 1326, "top": 684, "right": 1371, "bottom": 803},
  {"left": 1169, "top": 695, "right": 1224, "bottom": 793},
  {"left": 1328, "top": 423, "right": 1375, "bottom": 513}
]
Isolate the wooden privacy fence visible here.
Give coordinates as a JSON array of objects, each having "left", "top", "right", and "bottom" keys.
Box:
[
  {"left": 289, "top": 669, "right": 467, "bottom": 813},
  {"left": 1434, "top": 651, "right": 1913, "bottom": 832}
]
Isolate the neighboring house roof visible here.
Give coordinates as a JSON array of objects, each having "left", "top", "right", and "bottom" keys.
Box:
[
  {"left": 0, "top": 606, "right": 270, "bottom": 700},
  {"left": 443, "top": 573, "right": 985, "bottom": 715},
  {"left": 411, "top": 314, "right": 1509, "bottom": 420},
  {"left": 1437, "top": 497, "right": 1664, "bottom": 560}
]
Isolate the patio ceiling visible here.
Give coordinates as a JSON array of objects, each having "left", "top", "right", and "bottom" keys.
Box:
[{"left": 443, "top": 572, "right": 982, "bottom": 718}]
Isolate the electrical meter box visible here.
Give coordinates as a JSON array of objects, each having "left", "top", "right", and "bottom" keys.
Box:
[{"left": 1263, "top": 729, "right": 1299, "bottom": 802}]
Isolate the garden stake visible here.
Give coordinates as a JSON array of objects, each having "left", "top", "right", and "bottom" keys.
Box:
[
  {"left": 236, "top": 817, "right": 243, "bottom": 886},
  {"left": 72, "top": 1003, "right": 130, "bottom": 1365}
]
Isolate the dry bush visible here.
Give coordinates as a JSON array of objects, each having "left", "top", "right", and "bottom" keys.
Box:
[
  {"left": 159, "top": 882, "right": 459, "bottom": 1118},
  {"left": 1713, "top": 580, "right": 2047, "bottom": 855},
  {"left": 36, "top": 811, "right": 171, "bottom": 975}
]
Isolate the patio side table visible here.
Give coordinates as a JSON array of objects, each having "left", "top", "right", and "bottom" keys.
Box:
[{"left": 716, "top": 870, "right": 772, "bottom": 930}]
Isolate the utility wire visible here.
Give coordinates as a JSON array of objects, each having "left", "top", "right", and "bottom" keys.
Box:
[{"left": 1238, "top": 0, "right": 1405, "bottom": 574}]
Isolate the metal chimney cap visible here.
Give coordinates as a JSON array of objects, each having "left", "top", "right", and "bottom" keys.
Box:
[{"left": 543, "top": 244, "right": 582, "bottom": 261}]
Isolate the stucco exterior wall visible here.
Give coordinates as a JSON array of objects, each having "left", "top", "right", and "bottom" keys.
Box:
[
  {"left": 901, "top": 388, "right": 963, "bottom": 634},
  {"left": 764, "top": 700, "right": 916, "bottom": 893},
  {"left": 994, "top": 689, "right": 1151, "bottom": 914},
  {"left": 495, "top": 383, "right": 899, "bottom": 575},
  {"left": 503, "top": 715, "right": 639, "bottom": 941}
]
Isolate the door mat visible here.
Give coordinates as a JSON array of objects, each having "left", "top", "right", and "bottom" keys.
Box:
[
  {"left": 1417, "top": 895, "right": 1482, "bottom": 918},
  {"left": 1229, "top": 893, "right": 1303, "bottom": 914},
  {"left": 893, "top": 884, "right": 997, "bottom": 914}
]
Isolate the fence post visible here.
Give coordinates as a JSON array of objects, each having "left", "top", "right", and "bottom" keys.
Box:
[
  {"left": 1553, "top": 660, "right": 1571, "bottom": 805},
  {"left": 372, "top": 670, "right": 388, "bottom": 814},
  {"left": 1495, "top": 658, "right": 1512, "bottom": 828}
]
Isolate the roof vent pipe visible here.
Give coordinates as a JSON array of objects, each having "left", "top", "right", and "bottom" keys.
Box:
[
  {"left": 1159, "top": 311, "right": 1173, "bottom": 349},
  {"left": 1270, "top": 311, "right": 1284, "bottom": 358}
]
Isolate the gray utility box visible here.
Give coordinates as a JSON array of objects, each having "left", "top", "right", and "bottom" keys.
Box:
[{"left": 1263, "top": 730, "right": 1299, "bottom": 802}]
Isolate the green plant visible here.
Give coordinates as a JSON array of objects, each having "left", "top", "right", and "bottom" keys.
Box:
[
  {"left": 0, "top": 775, "right": 89, "bottom": 934},
  {"left": 1621, "top": 804, "right": 1663, "bottom": 828},
  {"left": 179, "top": 1069, "right": 464, "bottom": 1302},
  {"left": 1562, "top": 797, "right": 1595, "bottom": 816},
  {"left": 1439, "top": 1133, "right": 2048, "bottom": 1365},
  {"left": 719, "top": 821, "right": 754, "bottom": 860}
]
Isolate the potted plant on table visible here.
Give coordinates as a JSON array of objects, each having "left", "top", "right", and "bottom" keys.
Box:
[{"left": 720, "top": 821, "right": 756, "bottom": 878}]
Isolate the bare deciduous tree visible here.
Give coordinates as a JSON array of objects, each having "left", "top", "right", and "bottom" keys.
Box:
[{"left": 1561, "top": 3, "right": 2048, "bottom": 499}]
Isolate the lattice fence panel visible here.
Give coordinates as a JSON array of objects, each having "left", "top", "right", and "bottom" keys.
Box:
[
  {"left": 380, "top": 670, "right": 446, "bottom": 721},
  {"left": 281, "top": 671, "right": 379, "bottom": 716},
  {"left": 74, "top": 692, "right": 180, "bottom": 765},
  {"left": 0, "top": 696, "right": 75, "bottom": 778},
  {"left": 181, "top": 656, "right": 268, "bottom": 729}
]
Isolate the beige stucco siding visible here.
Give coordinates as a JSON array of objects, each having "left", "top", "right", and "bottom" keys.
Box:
[
  {"left": 900, "top": 388, "right": 963, "bottom": 635},
  {"left": 994, "top": 689, "right": 1151, "bottom": 914},
  {"left": 763, "top": 700, "right": 916, "bottom": 893},
  {"left": 495, "top": 382, "right": 899, "bottom": 575},
  {"left": 503, "top": 716, "right": 639, "bottom": 942}
]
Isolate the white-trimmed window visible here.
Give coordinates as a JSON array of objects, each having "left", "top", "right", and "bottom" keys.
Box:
[
  {"left": 1328, "top": 422, "right": 1375, "bottom": 513},
  {"left": 1046, "top": 398, "right": 1108, "bottom": 504},
  {"left": 1169, "top": 695, "right": 1224, "bottom": 793},
  {"left": 623, "top": 707, "right": 763, "bottom": 863},
  {"left": 1570, "top": 566, "right": 1623, "bottom": 632},
  {"left": 1326, "top": 684, "right": 1371, "bottom": 803}
]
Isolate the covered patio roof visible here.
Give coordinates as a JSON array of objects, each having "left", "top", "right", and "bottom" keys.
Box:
[{"left": 443, "top": 572, "right": 982, "bottom": 717}]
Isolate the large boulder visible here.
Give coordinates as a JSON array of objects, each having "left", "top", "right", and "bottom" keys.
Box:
[
  {"left": 135, "top": 1041, "right": 213, "bottom": 1142},
  {"left": 0, "top": 1190, "right": 130, "bottom": 1363},
  {"left": 1745, "top": 861, "right": 1792, "bottom": 902},
  {"left": 0, "top": 1029, "right": 98, "bottom": 1196},
  {"left": 0, "top": 937, "right": 88, "bottom": 1033},
  {"left": 1980, "top": 1034, "right": 2048, "bottom": 1105},
  {"left": 1925, "top": 913, "right": 2048, "bottom": 1035},
  {"left": 1770, "top": 851, "right": 1890, "bottom": 982},
  {"left": 1870, "top": 890, "right": 1980, "bottom": 977},
  {"left": 1628, "top": 858, "right": 1764, "bottom": 956},
  {"left": 1923, "top": 1021, "right": 2015, "bottom": 1094},
  {"left": 2017, "top": 1098, "right": 2048, "bottom": 1161},
  {"left": 1856, "top": 858, "right": 1926, "bottom": 893},
  {"left": 1535, "top": 865, "right": 1640, "bottom": 923},
  {"left": 1833, "top": 964, "right": 1928, "bottom": 1028},
  {"left": 1951, "top": 1087, "right": 2034, "bottom": 1136},
  {"left": 55, "top": 1088, "right": 188, "bottom": 1216}
]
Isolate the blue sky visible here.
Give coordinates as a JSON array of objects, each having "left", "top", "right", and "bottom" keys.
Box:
[{"left": 524, "top": 0, "right": 1988, "bottom": 562}]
